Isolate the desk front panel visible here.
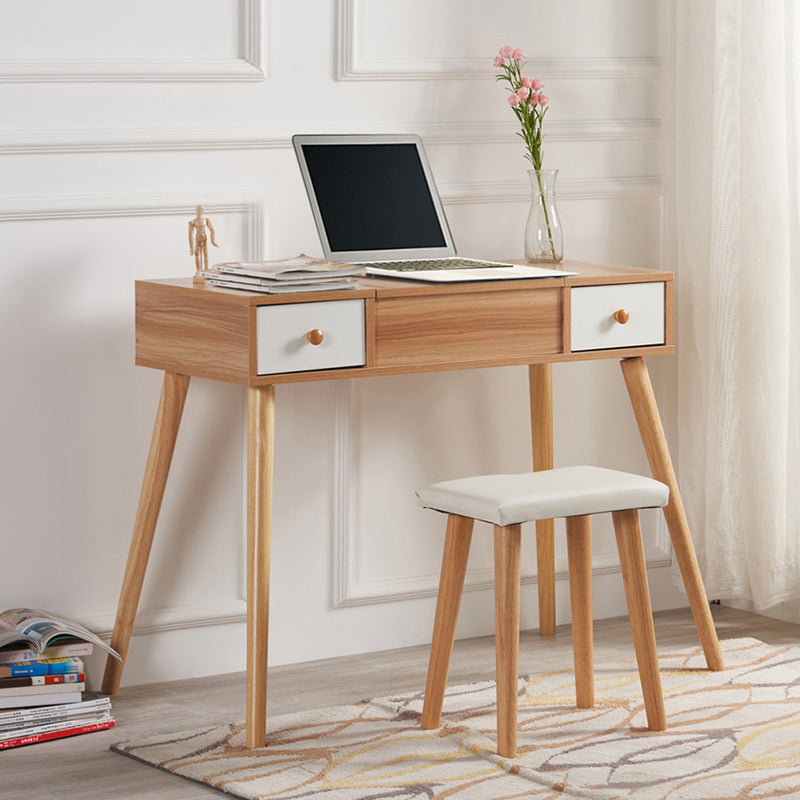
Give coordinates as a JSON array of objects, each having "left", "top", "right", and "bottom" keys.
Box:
[
  {"left": 372, "top": 286, "right": 563, "bottom": 368},
  {"left": 136, "top": 280, "right": 251, "bottom": 384}
]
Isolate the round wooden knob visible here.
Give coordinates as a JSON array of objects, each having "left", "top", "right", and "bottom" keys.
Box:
[
  {"left": 613, "top": 308, "right": 630, "bottom": 325},
  {"left": 306, "top": 328, "right": 324, "bottom": 345}
]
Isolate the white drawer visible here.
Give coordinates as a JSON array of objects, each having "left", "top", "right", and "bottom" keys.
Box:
[
  {"left": 570, "top": 282, "right": 665, "bottom": 352},
  {"left": 256, "top": 299, "right": 366, "bottom": 375}
]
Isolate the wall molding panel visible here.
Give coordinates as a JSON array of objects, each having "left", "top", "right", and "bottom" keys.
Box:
[
  {"left": 87, "top": 598, "right": 248, "bottom": 642},
  {"left": 0, "top": 119, "right": 661, "bottom": 156},
  {"left": 440, "top": 177, "right": 663, "bottom": 206},
  {"left": 331, "top": 381, "right": 672, "bottom": 609},
  {"left": 336, "top": 0, "right": 661, "bottom": 82},
  {"left": 336, "top": 548, "right": 673, "bottom": 608},
  {"left": 0, "top": 193, "right": 262, "bottom": 237},
  {"left": 0, "top": 0, "right": 266, "bottom": 83},
  {"left": 0, "top": 128, "right": 288, "bottom": 155},
  {"left": 0, "top": 193, "right": 262, "bottom": 644},
  {"left": 0, "top": 58, "right": 264, "bottom": 85}
]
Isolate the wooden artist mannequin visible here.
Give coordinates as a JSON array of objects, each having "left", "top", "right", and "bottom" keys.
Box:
[{"left": 188, "top": 205, "right": 218, "bottom": 278}]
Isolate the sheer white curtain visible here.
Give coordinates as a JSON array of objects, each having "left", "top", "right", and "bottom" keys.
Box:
[{"left": 676, "top": 0, "right": 800, "bottom": 610}]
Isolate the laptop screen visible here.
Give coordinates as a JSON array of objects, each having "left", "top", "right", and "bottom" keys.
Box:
[{"left": 293, "top": 134, "right": 456, "bottom": 262}]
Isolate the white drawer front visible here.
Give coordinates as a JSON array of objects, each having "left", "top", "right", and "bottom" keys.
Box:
[
  {"left": 256, "top": 299, "right": 366, "bottom": 375},
  {"left": 571, "top": 282, "right": 665, "bottom": 352}
]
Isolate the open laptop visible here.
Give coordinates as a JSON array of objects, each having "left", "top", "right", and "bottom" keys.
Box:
[{"left": 292, "top": 133, "right": 571, "bottom": 282}]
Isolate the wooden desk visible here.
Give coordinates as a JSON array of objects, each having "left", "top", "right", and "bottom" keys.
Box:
[{"left": 102, "top": 259, "right": 723, "bottom": 748}]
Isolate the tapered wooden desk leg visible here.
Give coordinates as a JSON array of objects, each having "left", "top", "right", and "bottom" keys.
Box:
[
  {"left": 102, "top": 372, "right": 191, "bottom": 695},
  {"left": 421, "top": 514, "right": 474, "bottom": 730},
  {"left": 246, "top": 384, "right": 275, "bottom": 749},
  {"left": 529, "top": 363, "right": 556, "bottom": 636},
  {"left": 620, "top": 356, "right": 724, "bottom": 671},
  {"left": 494, "top": 523, "right": 522, "bottom": 759}
]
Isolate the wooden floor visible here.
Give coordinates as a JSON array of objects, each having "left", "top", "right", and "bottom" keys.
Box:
[{"left": 3, "top": 606, "right": 798, "bottom": 799}]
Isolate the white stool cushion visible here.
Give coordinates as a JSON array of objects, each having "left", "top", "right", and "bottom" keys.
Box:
[{"left": 416, "top": 466, "right": 669, "bottom": 526}]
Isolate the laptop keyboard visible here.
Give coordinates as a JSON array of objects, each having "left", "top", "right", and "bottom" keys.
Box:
[{"left": 358, "top": 257, "right": 510, "bottom": 272}]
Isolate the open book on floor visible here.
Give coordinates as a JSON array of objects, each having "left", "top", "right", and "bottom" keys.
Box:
[{"left": 0, "top": 609, "right": 120, "bottom": 662}]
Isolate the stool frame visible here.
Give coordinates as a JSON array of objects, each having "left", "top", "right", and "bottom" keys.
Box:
[{"left": 421, "top": 508, "right": 666, "bottom": 758}]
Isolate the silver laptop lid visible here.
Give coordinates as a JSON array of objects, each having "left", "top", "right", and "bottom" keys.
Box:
[{"left": 292, "top": 133, "right": 456, "bottom": 263}]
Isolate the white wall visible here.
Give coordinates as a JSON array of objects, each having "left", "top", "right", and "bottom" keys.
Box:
[{"left": 0, "top": 0, "right": 685, "bottom": 690}]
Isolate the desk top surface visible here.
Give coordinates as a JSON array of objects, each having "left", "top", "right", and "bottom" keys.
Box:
[{"left": 139, "top": 259, "right": 673, "bottom": 306}]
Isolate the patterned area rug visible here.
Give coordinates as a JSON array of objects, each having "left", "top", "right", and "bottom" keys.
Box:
[{"left": 111, "top": 638, "right": 800, "bottom": 799}]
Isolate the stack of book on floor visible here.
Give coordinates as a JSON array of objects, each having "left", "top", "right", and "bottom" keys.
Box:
[
  {"left": 202, "top": 254, "right": 365, "bottom": 294},
  {"left": 0, "top": 608, "right": 121, "bottom": 749},
  {"left": 0, "top": 652, "right": 86, "bottom": 710}
]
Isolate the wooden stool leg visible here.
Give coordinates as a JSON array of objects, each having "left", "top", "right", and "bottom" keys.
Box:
[
  {"left": 529, "top": 363, "right": 556, "bottom": 636},
  {"left": 102, "top": 371, "right": 191, "bottom": 695},
  {"left": 621, "top": 356, "right": 724, "bottom": 671},
  {"left": 494, "top": 523, "right": 522, "bottom": 758},
  {"left": 612, "top": 509, "right": 667, "bottom": 731},
  {"left": 421, "top": 514, "right": 475, "bottom": 730},
  {"left": 566, "top": 515, "right": 593, "bottom": 709},
  {"left": 246, "top": 384, "right": 275, "bottom": 749}
]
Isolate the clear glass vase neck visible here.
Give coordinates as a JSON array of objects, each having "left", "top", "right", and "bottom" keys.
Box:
[{"left": 528, "top": 168, "right": 559, "bottom": 193}]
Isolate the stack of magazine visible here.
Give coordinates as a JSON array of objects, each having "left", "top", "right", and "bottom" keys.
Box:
[
  {"left": 202, "top": 254, "right": 365, "bottom": 294},
  {"left": 0, "top": 608, "right": 120, "bottom": 748},
  {"left": 0, "top": 696, "right": 114, "bottom": 750}
]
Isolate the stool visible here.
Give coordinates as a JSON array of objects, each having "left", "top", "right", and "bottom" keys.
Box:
[{"left": 416, "top": 465, "right": 670, "bottom": 758}]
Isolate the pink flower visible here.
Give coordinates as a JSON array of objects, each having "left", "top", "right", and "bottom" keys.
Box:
[{"left": 494, "top": 45, "right": 552, "bottom": 169}]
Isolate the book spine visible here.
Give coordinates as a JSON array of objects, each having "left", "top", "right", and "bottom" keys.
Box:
[
  {"left": 0, "top": 657, "right": 84, "bottom": 677},
  {"left": 39, "top": 657, "right": 84, "bottom": 675},
  {"left": 0, "top": 672, "right": 84, "bottom": 689},
  {"left": 0, "top": 642, "right": 93, "bottom": 664},
  {"left": 0, "top": 690, "right": 83, "bottom": 709},
  {"left": 0, "top": 663, "right": 49, "bottom": 677},
  {"left": 0, "top": 719, "right": 115, "bottom": 749},
  {"left": 0, "top": 681, "right": 85, "bottom": 698}
]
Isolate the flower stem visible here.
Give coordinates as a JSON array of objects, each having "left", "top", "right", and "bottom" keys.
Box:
[{"left": 535, "top": 170, "right": 557, "bottom": 260}]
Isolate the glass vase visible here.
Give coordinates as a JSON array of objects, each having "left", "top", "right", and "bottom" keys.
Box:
[{"left": 525, "top": 168, "right": 563, "bottom": 263}]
